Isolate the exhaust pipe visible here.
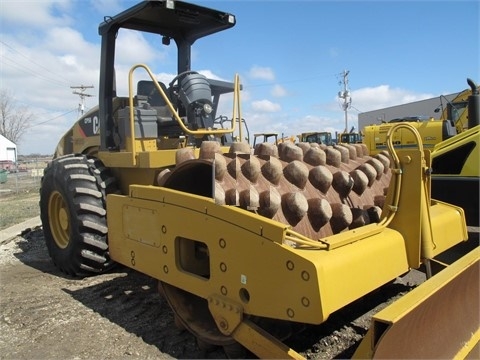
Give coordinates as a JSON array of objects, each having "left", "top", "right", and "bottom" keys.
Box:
[{"left": 467, "top": 78, "right": 480, "bottom": 128}]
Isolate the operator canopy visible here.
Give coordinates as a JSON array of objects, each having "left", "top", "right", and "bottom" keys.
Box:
[
  {"left": 98, "top": 0, "right": 236, "bottom": 150},
  {"left": 99, "top": 0, "right": 236, "bottom": 46}
]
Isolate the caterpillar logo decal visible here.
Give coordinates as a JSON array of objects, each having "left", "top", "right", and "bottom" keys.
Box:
[{"left": 78, "top": 111, "right": 100, "bottom": 137}]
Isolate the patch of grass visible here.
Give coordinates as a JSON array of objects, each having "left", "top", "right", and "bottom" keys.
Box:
[{"left": 0, "top": 192, "right": 40, "bottom": 231}]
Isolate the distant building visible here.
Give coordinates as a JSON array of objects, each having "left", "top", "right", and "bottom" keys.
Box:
[
  {"left": 0, "top": 135, "right": 17, "bottom": 169},
  {"left": 358, "top": 92, "right": 460, "bottom": 131}
]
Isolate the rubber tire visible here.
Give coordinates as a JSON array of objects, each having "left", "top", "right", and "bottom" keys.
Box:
[{"left": 40, "top": 154, "right": 117, "bottom": 276}]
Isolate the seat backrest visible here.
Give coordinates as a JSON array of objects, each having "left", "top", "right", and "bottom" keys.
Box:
[
  {"left": 137, "top": 80, "right": 169, "bottom": 107},
  {"left": 137, "top": 80, "right": 172, "bottom": 118}
]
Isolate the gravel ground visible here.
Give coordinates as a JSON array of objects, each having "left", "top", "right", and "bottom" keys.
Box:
[{"left": 0, "top": 226, "right": 477, "bottom": 359}]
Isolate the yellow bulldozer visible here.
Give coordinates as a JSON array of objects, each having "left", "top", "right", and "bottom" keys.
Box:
[{"left": 39, "top": 1, "right": 479, "bottom": 358}]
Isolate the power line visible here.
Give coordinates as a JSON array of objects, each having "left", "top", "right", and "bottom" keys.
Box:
[
  {"left": 0, "top": 40, "right": 72, "bottom": 86},
  {"left": 27, "top": 108, "right": 77, "bottom": 129},
  {"left": 1, "top": 55, "right": 69, "bottom": 88},
  {"left": 350, "top": 105, "right": 363, "bottom": 113}
]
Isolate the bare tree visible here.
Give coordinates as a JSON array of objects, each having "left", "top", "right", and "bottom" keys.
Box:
[{"left": 0, "top": 89, "right": 34, "bottom": 144}]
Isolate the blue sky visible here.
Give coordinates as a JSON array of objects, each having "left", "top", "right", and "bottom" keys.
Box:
[{"left": 1, "top": 0, "right": 479, "bottom": 155}]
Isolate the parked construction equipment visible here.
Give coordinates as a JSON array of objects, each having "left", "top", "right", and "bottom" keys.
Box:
[
  {"left": 39, "top": 1, "right": 478, "bottom": 358},
  {"left": 430, "top": 79, "right": 480, "bottom": 226},
  {"left": 362, "top": 81, "right": 479, "bottom": 156},
  {"left": 298, "top": 131, "right": 334, "bottom": 145}
]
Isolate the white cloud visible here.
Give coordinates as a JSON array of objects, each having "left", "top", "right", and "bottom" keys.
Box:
[
  {"left": 352, "top": 85, "right": 435, "bottom": 112},
  {"left": 115, "top": 29, "right": 161, "bottom": 66},
  {"left": 0, "top": 1, "right": 72, "bottom": 28},
  {"left": 198, "top": 70, "right": 229, "bottom": 82},
  {"left": 249, "top": 65, "right": 275, "bottom": 81},
  {"left": 109, "top": 30, "right": 171, "bottom": 95},
  {"left": 44, "top": 27, "right": 99, "bottom": 68},
  {"left": 251, "top": 99, "right": 281, "bottom": 113},
  {"left": 244, "top": 111, "right": 343, "bottom": 145},
  {"left": 271, "top": 84, "right": 287, "bottom": 97},
  {"left": 0, "top": 0, "right": 446, "bottom": 156}
]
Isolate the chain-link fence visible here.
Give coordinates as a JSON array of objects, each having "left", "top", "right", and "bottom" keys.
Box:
[
  {"left": 0, "top": 158, "right": 49, "bottom": 194},
  {"left": 0, "top": 158, "right": 50, "bottom": 230}
]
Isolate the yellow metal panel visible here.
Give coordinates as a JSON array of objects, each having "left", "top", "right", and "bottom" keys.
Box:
[
  {"left": 108, "top": 191, "right": 322, "bottom": 322},
  {"left": 354, "top": 247, "right": 479, "bottom": 359},
  {"left": 432, "top": 125, "right": 479, "bottom": 177},
  {"left": 136, "top": 149, "right": 177, "bottom": 167},
  {"left": 127, "top": 185, "right": 288, "bottom": 241},
  {"left": 98, "top": 146, "right": 231, "bottom": 168},
  {"left": 98, "top": 149, "right": 178, "bottom": 168},
  {"left": 122, "top": 204, "right": 162, "bottom": 247},
  {"left": 384, "top": 149, "right": 423, "bottom": 268},
  {"left": 107, "top": 186, "right": 410, "bottom": 325},
  {"left": 98, "top": 151, "right": 139, "bottom": 168},
  {"left": 364, "top": 120, "right": 451, "bottom": 155},
  {"left": 427, "top": 199, "right": 468, "bottom": 257},
  {"left": 298, "top": 229, "right": 409, "bottom": 317}
]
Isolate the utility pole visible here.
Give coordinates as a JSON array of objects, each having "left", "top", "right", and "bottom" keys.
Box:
[
  {"left": 71, "top": 85, "right": 94, "bottom": 117},
  {"left": 338, "top": 70, "right": 352, "bottom": 133}
]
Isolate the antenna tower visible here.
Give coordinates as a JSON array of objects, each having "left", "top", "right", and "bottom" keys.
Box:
[
  {"left": 338, "top": 70, "right": 352, "bottom": 132},
  {"left": 71, "top": 85, "right": 94, "bottom": 116}
]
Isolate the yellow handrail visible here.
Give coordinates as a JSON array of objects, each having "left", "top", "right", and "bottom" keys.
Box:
[{"left": 127, "top": 64, "right": 240, "bottom": 163}]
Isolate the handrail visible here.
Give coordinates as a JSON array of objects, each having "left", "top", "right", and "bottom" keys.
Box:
[
  {"left": 127, "top": 64, "right": 242, "bottom": 164},
  {"left": 233, "top": 73, "right": 243, "bottom": 143}
]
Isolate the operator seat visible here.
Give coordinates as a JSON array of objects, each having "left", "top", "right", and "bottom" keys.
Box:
[
  {"left": 137, "top": 80, "right": 183, "bottom": 136},
  {"left": 137, "top": 80, "right": 170, "bottom": 116}
]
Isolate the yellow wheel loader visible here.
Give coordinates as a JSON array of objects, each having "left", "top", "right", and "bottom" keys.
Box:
[
  {"left": 435, "top": 81, "right": 477, "bottom": 133},
  {"left": 362, "top": 80, "right": 480, "bottom": 156},
  {"left": 429, "top": 80, "right": 480, "bottom": 226},
  {"left": 39, "top": 1, "right": 479, "bottom": 358}
]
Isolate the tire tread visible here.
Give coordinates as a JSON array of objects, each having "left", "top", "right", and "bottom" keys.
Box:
[{"left": 40, "top": 154, "right": 117, "bottom": 276}]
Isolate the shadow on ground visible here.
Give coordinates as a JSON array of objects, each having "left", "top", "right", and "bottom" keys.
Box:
[
  {"left": 11, "top": 228, "right": 225, "bottom": 359},
  {"left": 9, "top": 227, "right": 480, "bottom": 359}
]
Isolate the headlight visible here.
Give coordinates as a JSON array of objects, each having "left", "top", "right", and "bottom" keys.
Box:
[{"left": 203, "top": 103, "right": 213, "bottom": 114}]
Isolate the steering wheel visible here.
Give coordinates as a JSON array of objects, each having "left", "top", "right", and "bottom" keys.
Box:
[
  {"left": 168, "top": 70, "right": 199, "bottom": 101},
  {"left": 169, "top": 70, "right": 199, "bottom": 88},
  {"left": 168, "top": 70, "right": 198, "bottom": 109}
]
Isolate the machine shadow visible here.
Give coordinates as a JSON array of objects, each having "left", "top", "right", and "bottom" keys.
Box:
[
  {"left": 11, "top": 227, "right": 479, "bottom": 359},
  {"left": 11, "top": 228, "right": 225, "bottom": 359},
  {"left": 13, "top": 227, "right": 65, "bottom": 276},
  {"left": 61, "top": 269, "right": 227, "bottom": 359}
]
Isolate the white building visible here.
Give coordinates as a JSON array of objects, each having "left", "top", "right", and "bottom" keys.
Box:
[
  {"left": 0, "top": 134, "right": 17, "bottom": 162},
  {"left": 358, "top": 92, "right": 460, "bottom": 131}
]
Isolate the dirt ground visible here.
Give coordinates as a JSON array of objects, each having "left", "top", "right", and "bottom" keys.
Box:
[{"left": 0, "top": 226, "right": 477, "bottom": 359}]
